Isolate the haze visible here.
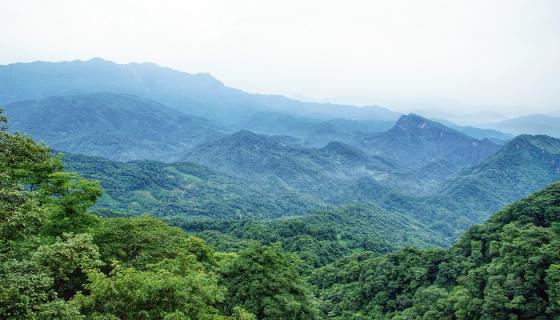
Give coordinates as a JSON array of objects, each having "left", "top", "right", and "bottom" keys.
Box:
[{"left": 1, "top": 0, "right": 559, "bottom": 123}]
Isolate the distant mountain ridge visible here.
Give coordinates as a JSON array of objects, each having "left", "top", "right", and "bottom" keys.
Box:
[
  {"left": 0, "top": 58, "right": 521, "bottom": 142},
  {"left": 240, "top": 112, "right": 394, "bottom": 147},
  {"left": 436, "top": 118, "right": 513, "bottom": 142},
  {"left": 488, "top": 114, "right": 560, "bottom": 138},
  {"left": 0, "top": 58, "right": 400, "bottom": 124}
]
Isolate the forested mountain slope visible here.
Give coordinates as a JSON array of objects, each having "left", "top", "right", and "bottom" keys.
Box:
[
  {"left": 182, "top": 130, "right": 428, "bottom": 199},
  {"left": 4, "top": 93, "right": 225, "bottom": 161},
  {"left": 170, "top": 204, "right": 447, "bottom": 272},
  {"left": 63, "top": 152, "right": 321, "bottom": 219},
  {"left": 438, "top": 134, "right": 560, "bottom": 222},
  {"left": 313, "top": 181, "right": 560, "bottom": 319},
  {"left": 64, "top": 151, "right": 446, "bottom": 247},
  {"left": 361, "top": 114, "right": 500, "bottom": 171},
  {"left": 241, "top": 112, "right": 394, "bottom": 147},
  {"left": 63, "top": 131, "right": 560, "bottom": 244}
]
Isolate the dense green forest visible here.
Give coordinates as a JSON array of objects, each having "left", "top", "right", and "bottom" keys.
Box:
[
  {"left": 313, "top": 183, "right": 560, "bottom": 319},
  {"left": 2, "top": 110, "right": 560, "bottom": 319},
  {"left": 63, "top": 152, "right": 321, "bottom": 219}
]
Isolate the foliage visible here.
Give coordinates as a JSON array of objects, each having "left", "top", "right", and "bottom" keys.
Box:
[
  {"left": 313, "top": 182, "right": 560, "bottom": 319},
  {"left": 64, "top": 152, "right": 318, "bottom": 218},
  {"left": 75, "top": 256, "right": 225, "bottom": 320},
  {"left": 172, "top": 205, "right": 445, "bottom": 272},
  {"left": 218, "top": 242, "right": 319, "bottom": 320}
]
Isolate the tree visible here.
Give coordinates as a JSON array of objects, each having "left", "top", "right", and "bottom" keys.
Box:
[
  {"left": 219, "top": 242, "right": 318, "bottom": 320},
  {"left": 92, "top": 215, "right": 215, "bottom": 270},
  {"left": 32, "top": 233, "right": 102, "bottom": 299},
  {"left": 546, "top": 264, "right": 560, "bottom": 314},
  {"left": 74, "top": 254, "right": 225, "bottom": 320}
]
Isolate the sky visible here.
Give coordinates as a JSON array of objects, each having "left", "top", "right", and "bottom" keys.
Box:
[{"left": 1, "top": 0, "right": 559, "bottom": 123}]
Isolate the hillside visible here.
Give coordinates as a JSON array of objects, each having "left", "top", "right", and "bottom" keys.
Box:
[
  {"left": 241, "top": 112, "right": 394, "bottom": 147},
  {"left": 63, "top": 152, "right": 321, "bottom": 219},
  {"left": 437, "top": 134, "right": 560, "bottom": 221},
  {"left": 182, "top": 130, "right": 428, "bottom": 199},
  {"left": 313, "top": 182, "right": 560, "bottom": 319},
  {"left": 4, "top": 93, "right": 224, "bottom": 161},
  {"left": 171, "top": 204, "right": 447, "bottom": 271},
  {"left": 361, "top": 114, "right": 500, "bottom": 171}
]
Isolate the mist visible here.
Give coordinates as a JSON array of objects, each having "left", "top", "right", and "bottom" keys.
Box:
[{"left": 1, "top": 0, "right": 559, "bottom": 121}]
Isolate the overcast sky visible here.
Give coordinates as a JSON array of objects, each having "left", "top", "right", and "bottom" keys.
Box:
[{"left": 1, "top": 0, "right": 559, "bottom": 122}]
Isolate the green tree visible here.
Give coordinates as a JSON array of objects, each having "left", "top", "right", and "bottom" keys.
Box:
[
  {"left": 75, "top": 254, "right": 225, "bottom": 320},
  {"left": 93, "top": 215, "right": 215, "bottom": 270},
  {"left": 546, "top": 264, "right": 560, "bottom": 314},
  {"left": 219, "top": 242, "right": 318, "bottom": 320},
  {"left": 32, "top": 233, "right": 102, "bottom": 299}
]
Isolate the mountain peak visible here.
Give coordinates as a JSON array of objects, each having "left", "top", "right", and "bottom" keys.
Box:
[
  {"left": 393, "top": 113, "right": 454, "bottom": 133},
  {"left": 362, "top": 113, "right": 500, "bottom": 169},
  {"left": 506, "top": 134, "right": 560, "bottom": 154}
]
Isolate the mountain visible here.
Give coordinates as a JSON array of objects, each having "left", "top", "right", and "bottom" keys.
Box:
[
  {"left": 181, "top": 130, "right": 429, "bottom": 199},
  {"left": 437, "top": 119, "right": 513, "bottom": 142},
  {"left": 0, "top": 58, "right": 399, "bottom": 124},
  {"left": 62, "top": 150, "right": 450, "bottom": 251},
  {"left": 181, "top": 128, "right": 548, "bottom": 239},
  {"left": 241, "top": 112, "right": 393, "bottom": 147},
  {"left": 438, "top": 134, "right": 560, "bottom": 221},
  {"left": 178, "top": 204, "right": 447, "bottom": 270},
  {"left": 318, "top": 134, "right": 560, "bottom": 239},
  {"left": 63, "top": 152, "right": 322, "bottom": 219},
  {"left": 360, "top": 114, "right": 501, "bottom": 171},
  {"left": 3, "top": 93, "right": 224, "bottom": 161},
  {"left": 313, "top": 182, "right": 560, "bottom": 319},
  {"left": 489, "top": 114, "right": 560, "bottom": 138}
]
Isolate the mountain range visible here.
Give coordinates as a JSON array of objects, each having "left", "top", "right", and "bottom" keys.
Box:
[
  {"left": 0, "top": 58, "right": 400, "bottom": 124},
  {"left": 61, "top": 129, "right": 560, "bottom": 243},
  {"left": 0, "top": 58, "right": 525, "bottom": 141},
  {"left": 1, "top": 58, "right": 559, "bottom": 245}
]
